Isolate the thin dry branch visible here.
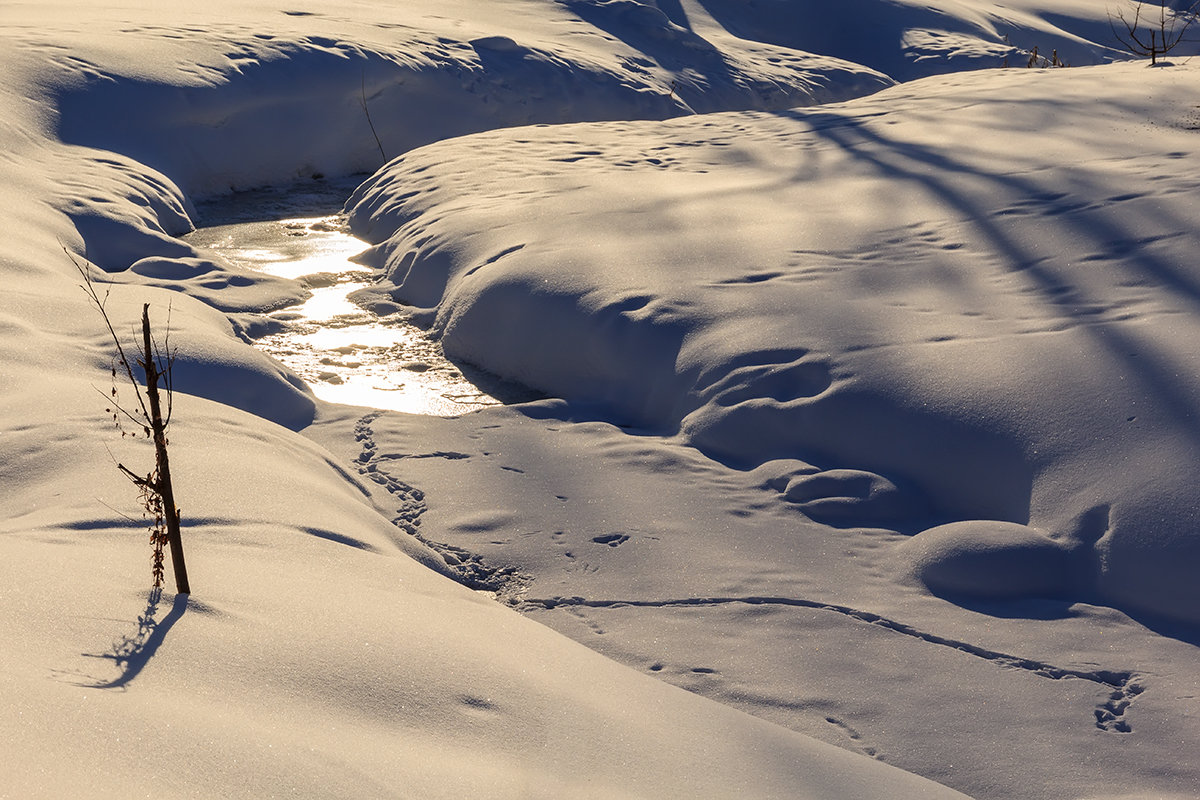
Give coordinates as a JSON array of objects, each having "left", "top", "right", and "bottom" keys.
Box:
[
  {"left": 361, "top": 70, "right": 388, "bottom": 162},
  {"left": 67, "top": 245, "right": 190, "bottom": 594},
  {"left": 69, "top": 248, "right": 153, "bottom": 425},
  {"left": 1109, "top": 0, "right": 1200, "bottom": 64}
]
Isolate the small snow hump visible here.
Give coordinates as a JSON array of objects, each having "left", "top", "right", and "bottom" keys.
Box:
[
  {"left": 782, "top": 468, "right": 929, "bottom": 526},
  {"left": 469, "top": 36, "right": 525, "bottom": 54},
  {"left": 900, "top": 520, "right": 1072, "bottom": 601},
  {"left": 592, "top": 533, "right": 631, "bottom": 547}
]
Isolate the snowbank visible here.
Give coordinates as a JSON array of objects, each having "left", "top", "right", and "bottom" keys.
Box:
[
  {"left": 3, "top": 369, "right": 976, "bottom": 799},
  {"left": 0, "top": 0, "right": 997, "bottom": 797},
  {"left": 348, "top": 61, "right": 1200, "bottom": 629},
  {"left": 45, "top": 0, "right": 891, "bottom": 197},
  {"left": 4, "top": 1, "right": 1199, "bottom": 798},
  {"left": 668, "top": 0, "right": 1126, "bottom": 80}
]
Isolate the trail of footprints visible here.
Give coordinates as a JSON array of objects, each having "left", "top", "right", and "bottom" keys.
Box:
[
  {"left": 353, "top": 412, "right": 530, "bottom": 597},
  {"left": 521, "top": 594, "right": 1142, "bottom": 734},
  {"left": 824, "top": 715, "right": 877, "bottom": 757},
  {"left": 351, "top": 413, "right": 1141, "bottom": 734}
]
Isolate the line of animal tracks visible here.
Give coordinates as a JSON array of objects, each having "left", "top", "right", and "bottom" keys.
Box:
[
  {"left": 353, "top": 411, "right": 533, "bottom": 596},
  {"left": 520, "top": 594, "right": 1143, "bottom": 734},
  {"left": 349, "top": 404, "right": 1144, "bottom": 737}
]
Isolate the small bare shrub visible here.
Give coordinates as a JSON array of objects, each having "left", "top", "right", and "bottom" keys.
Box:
[
  {"left": 1110, "top": 0, "right": 1200, "bottom": 65},
  {"left": 72, "top": 250, "right": 191, "bottom": 594}
]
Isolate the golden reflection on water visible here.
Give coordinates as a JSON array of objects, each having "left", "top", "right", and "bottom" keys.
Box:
[{"left": 189, "top": 215, "right": 505, "bottom": 415}]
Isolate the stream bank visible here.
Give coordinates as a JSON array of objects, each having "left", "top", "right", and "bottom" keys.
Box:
[{"left": 185, "top": 180, "right": 533, "bottom": 416}]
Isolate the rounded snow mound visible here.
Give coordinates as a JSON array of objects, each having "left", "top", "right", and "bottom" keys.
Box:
[
  {"left": 778, "top": 467, "right": 931, "bottom": 526},
  {"left": 900, "top": 520, "right": 1073, "bottom": 600},
  {"left": 169, "top": 331, "right": 317, "bottom": 432}
]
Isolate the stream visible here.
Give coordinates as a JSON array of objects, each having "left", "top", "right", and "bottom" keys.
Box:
[{"left": 185, "top": 180, "right": 529, "bottom": 416}]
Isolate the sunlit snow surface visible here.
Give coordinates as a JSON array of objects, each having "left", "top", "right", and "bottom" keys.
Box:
[
  {"left": 9, "top": 1, "right": 1200, "bottom": 799},
  {"left": 187, "top": 208, "right": 518, "bottom": 416}
]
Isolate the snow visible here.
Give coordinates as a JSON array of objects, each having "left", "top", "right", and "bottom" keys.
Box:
[
  {"left": 347, "top": 60, "right": 1200, "bottom": 629},
  {"left": 3, "top": 1, "right": 1200, "bottom": 799}
]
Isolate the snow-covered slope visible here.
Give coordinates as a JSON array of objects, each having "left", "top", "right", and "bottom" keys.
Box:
[
  {"left": 665, "top": 0, "right": 1126, "bottom": 80},
  {"left": 336, "top": 60, "right": 1200, "bottom": 800},
  {"left": 3, "top": 1, "right": 1198, "bottom": 799},
  {"left": 0, "top": 1, "right": 978, "bottom": 798},
  {"left": 37, "top": 0, "right": 891, "bottom": 198},
  {"left": 347, "top": 60, "right": 1200, "bottom": 632},
  {"left": 0, "top": 383, "right": 970, "bottom": 800}
]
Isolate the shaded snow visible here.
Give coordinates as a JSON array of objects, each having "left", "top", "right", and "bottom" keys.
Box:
[
  {"left": 3, "top": 1, "right": 1200, "bottom": 799},
  {"left": 349, "top": 62, "right": 1200, "bottom": 632}
]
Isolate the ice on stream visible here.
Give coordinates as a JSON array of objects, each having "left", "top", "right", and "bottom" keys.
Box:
[{"left": 187, "top": 212, "right": 516, "bottom": 416}]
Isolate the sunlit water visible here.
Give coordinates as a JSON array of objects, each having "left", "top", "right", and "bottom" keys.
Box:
[{"left": 186, "top": 186, "right": 521, "bottom": 415}]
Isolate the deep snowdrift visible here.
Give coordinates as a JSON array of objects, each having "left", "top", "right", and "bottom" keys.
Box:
[
  {"left": 3, "top": 1, "right": 1199, "bottom": 799},
  {"left": 46, "top": 0, "right": 891, "bottom": 197},
  {"left": 0, "top": 1, "right": 982, "bottom": 798},
  {"left": 660, "top": 0, "right": 1126, "bottom": 80},
  {"left": 348, "top": 61, "right": 1200, "bottom": 632}
]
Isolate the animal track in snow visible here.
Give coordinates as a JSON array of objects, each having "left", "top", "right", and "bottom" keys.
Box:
[
  {"left": 592, "top": 532, "right": 631, "bottom": 547},
  {"left": 712, "top": 270, "right": 785, "bottom": 286},
  {"left": 377, "top": 450, "right": 471, "bottom": 461},
  {"left": 463, "top": 243, "right": 525, "bottom": 277},
  {"left": 520, "top": 594, "right": 1141, "bottom": 732},
  {"left": 354, "top": 412, "right": 424, "bottom": 535},
  {"left": 352, "top": 412, "right": 530, "bottom": 597},
  {"left": 824, "top": 715, "right": 878, "bottom": 758},
  {"left": 567, "top": 606, "right": 606, "bottom": 636}
]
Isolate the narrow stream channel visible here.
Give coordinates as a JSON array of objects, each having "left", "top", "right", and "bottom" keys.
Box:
[{"left": 185, "top": 180, "right": 528, "bottom": 415}]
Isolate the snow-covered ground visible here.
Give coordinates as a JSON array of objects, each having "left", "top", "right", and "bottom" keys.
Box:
[{"left": 4, "top": 1, "right": 1200, "bottom": 798}]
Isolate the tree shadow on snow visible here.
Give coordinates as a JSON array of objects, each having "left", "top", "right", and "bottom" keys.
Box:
[
  {"left": 760, "top": 106, "right": 1200, "bottom": 642},
  {"left": 560, "top": 0, "right": 740, "bottom": 102},
  {"left": 77, "top": 588, "right": 189, "bottom": 690},
  {"left": 774, "top": 105, "right": 1200, "bottom": 456}
]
